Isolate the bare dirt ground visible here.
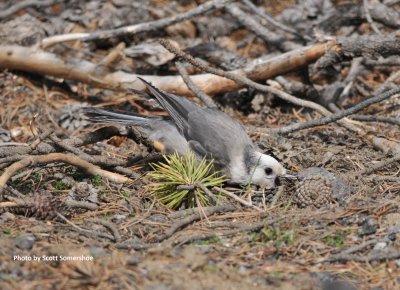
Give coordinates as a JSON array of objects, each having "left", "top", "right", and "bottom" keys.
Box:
[{"left": 0, "top": 1, "right": 400, "bottom": 289}]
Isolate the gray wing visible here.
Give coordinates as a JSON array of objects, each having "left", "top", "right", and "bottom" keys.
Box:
[
  {"left": 138, "top": 77, "right": 199, "bottom": 134},
  {"left": 187, "top": 108, "right": 254, "bottom": 166}
]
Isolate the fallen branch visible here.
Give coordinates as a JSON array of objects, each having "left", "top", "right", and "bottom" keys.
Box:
[
  {"left": 317, "top": 33, "right": 400, "bottom": 67},
  {"left": 0, "top": 41, "right": 333, "bottom": 96},
  {"left": 176, "top": 61, "right": 217, "bottom": 108},
  {"left": 350, "top": 114, "right": 400, "bottom": 126},
  {"left": 0, "top": 201, "right": 32, "bottom": 208},
  {"left": 0, "top": 0, "right": 59, "bottom": 20},
  {"left": 0, "top": 153, "right": 130, "bottom": 193},
  {"left": 362, "top": 0, "right": 382, "bottom": 34},
  {"left": 160, "top": 39, "right": 334, "bottom": 115},
  {"left": 321, "top": 236, "right": 390, "bottom": 263},
  {"left": 64, "top": 200, "right": 98, "bottom": 211},
  {"left": 269, "top": 87, "right": 400, "bottom": 134},
  {"left": 56, "top": 213, "right": 115, "bottom": 241},
  {"left": 91, "top": 218, "right": 122, "bottom": 243},
  {"left": 153, "top": 204, "right": 236, "bottom": 243},
  {"left": 168, "top": 204, "right": 237, "bottom": 219},
  {"left": 225, "top": 3, "right": 297, "bottom": 51},
  {"left": 213, "top": 187, "right": 262, "bottom": 212},
  {"left": 171, "top": 215, "right": 285, "bottom": 246},
  {"left": 39, "top": 0, "right": 231, "bottom": 48},
  {"left": 241, "top": 0, "right": 306, "bottom": 40},
  {"left": 358, "top": 154, "right": 400, "bottom": 174}
]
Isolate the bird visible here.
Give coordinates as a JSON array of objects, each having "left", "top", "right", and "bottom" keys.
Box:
[{"left": 84, "top": 77, "right": 288, "bottom": 188}]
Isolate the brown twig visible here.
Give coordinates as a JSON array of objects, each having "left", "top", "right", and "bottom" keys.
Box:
[
  {"left": 0, "top": 200, "right": 33, "bottom": 208},
  {"left": 322, "top": 237, "right": 391, "bottom": 263},
  {"left": 358, "top": 154, "right": 400, "bottom": 175},
  {"left": 168, "top": 204, "right": 237, "bottom": 219},
  {"left": 225, "top": 4, "right": 297, "bottom": 51},
  {"left": 91, "top": 218, "right": 122, "bottom": 243},
  {"left": 347, "top": 250, "right": 400, "bottom": 262},
  {"left": 172, "top": 215, "right": 285, "bottom": 246},
  {"left": 49, "top": 133, "right": 129, "bottom": 168},
  {"left": 154, "top": 204, "right": 237, "bottom": 243},
  {"left": 56, "top": 213, "right": 115, "bottom": 241},
  {"left": 176, "top": 182, "right": 221, "bottom": 205},
  {"left": 363, "top": 0, "right": 382, "bottom": 34},
  {"left": 0, "top": 0, "right": 59, "bottom": 20},
  {"left": 212, "top": 187, "right": 262, "bottom": 211},
  {"left": 39, "top": 0, "right": 231, "bottom": 48},
  {"left": 0, "top": 155, "right": 29, "bottom": 169},
  {"left": 269, "top": 87, "right": 400, "bottom": 134},
  {"left": 0, "top": 42, "right": 333, "bottom": 96},
  {"left": 160, "top": 39, "right": 334, "bottom": 116},
  {"left": 318, "top": 33, "right": 400, "bottom": 67},
  {"left": 325, "top": 248, "right": 400, "bottom": 263},
  {"left": 241, "top": 0, "right": 306, "bottom": 40},
  {"left": 372, "top": 176, "right": 400, "bottom": 182},
  {"left": 0, "top": 153, "right": 130, "bottom": 194},
  {"left": 64, "top": 200, "right": 98, "bottom": 211},
  {"left": 175, "top": 61, "right": 217, "bottom": 108},
  {"left": 98, "top": 42, "right": 126, "bottom": 67},
  {"left": 350, "top": 115, "right": 400, "bottom": 126}
]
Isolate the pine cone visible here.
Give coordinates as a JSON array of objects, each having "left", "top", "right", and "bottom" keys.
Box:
[
  {"left": 29, "top": 194, "right": 70, "bottom": 220},
  {"left": 294, "top": 175, "right": 333, "bottom": 208},
  {"left": 293, "top": 167, "right": 352, "bottom": 208},
  {"left": 2, "top": 194, "right": 70, "bottom": 220}
]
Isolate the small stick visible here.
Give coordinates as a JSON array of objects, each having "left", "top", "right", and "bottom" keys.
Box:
[
  {"left": 213, "top": 187, "right": 262, "bottom": 212},
  {"left": 177, "top": 183, "right": 220, "bottom": 205},
  {"left": 168, "top": 205, "right": 237, "bottom": 219},
  {"left": 98, "top": 42, "right": 126, "bottom": 67},
  {"left": 56, "top": 213, "right": 115, "bottom": 241},
  {"left": 64, "top": 200, "right": 98, "bottom": 211},
  {"left": 0, "top": 0, "right": 59, "bottom": 20},
  {"left": 160, "top": 39, "right": 334, "bottom": 116},
  {"left": 176, "top": 61, "right": 217, "bottom": 108},
  {"left": 195, "top": 182, "right": 221, "bottom": 204},
  {"left": 350, "top": 115, "right": 400, "bottom": 126},
  {"left": 155, "top": 204, "right": 237, "bottom": 243},
  {"left": 0, "top": 153, "right": 130, "bottom": 194},
  {"left": 270, "top": 87, "right": 400, "bottom": 134},
  {"left": 363, "top": 0, "right": 382, "bottom": 34},
  {"left": 358, "top": 154, "right": 400, "bottom": 175},
  {"left": 241, "top": 0, "right": 307, "bottom": 40},
  {"left": 321, "top": 237, "right": 390, "bottom": 263},
  {"left": 40, "top": 0, "right": 231, "bottom": 48},
  {"left": 225, "top": 4, "right": 282, "bottom": 45},
  {"left": 92, "top": 218, "right": 121, "bottom": 242},
  {"left": 173, "top": 215, "right": 285, "bottom": 246}
]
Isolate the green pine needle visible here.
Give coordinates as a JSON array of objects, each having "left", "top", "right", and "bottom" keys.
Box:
[{"left": 147, "top": 152, "right": 226, "bottom": 209}]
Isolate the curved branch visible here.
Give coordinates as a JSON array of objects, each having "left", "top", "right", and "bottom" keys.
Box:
[
  {"left": 0, "top": 153, "right": 130, "bottom": 193},
  {"left": 0, "top": 42, "right": 333, "bottom": 96}
]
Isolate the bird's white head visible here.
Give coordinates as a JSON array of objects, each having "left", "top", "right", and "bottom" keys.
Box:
[{"left": 250, "top": 152, "right": 286, "bottom": 189}]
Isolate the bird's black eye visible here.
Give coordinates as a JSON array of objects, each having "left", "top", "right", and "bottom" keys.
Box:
[{"left": 264, "top": 167, "right": 273, "bottom": 175}]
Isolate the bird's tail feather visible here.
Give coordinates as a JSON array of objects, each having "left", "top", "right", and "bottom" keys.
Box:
[{"left": 82, "top": 107, "right": 158, "bottom": 127}]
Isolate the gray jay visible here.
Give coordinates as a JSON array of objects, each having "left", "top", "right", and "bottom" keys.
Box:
[{"left": 84, "top": 78, "right": 287, "bottom": 188}]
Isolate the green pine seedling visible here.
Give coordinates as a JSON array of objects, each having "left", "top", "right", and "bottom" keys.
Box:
[{"left": 147, "top": 152, "right": 226, "bottom": 209}]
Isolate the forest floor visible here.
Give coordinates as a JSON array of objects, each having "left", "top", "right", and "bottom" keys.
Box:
[{"left": 0, "top": 1, "right": 399, "bottom": 289}]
